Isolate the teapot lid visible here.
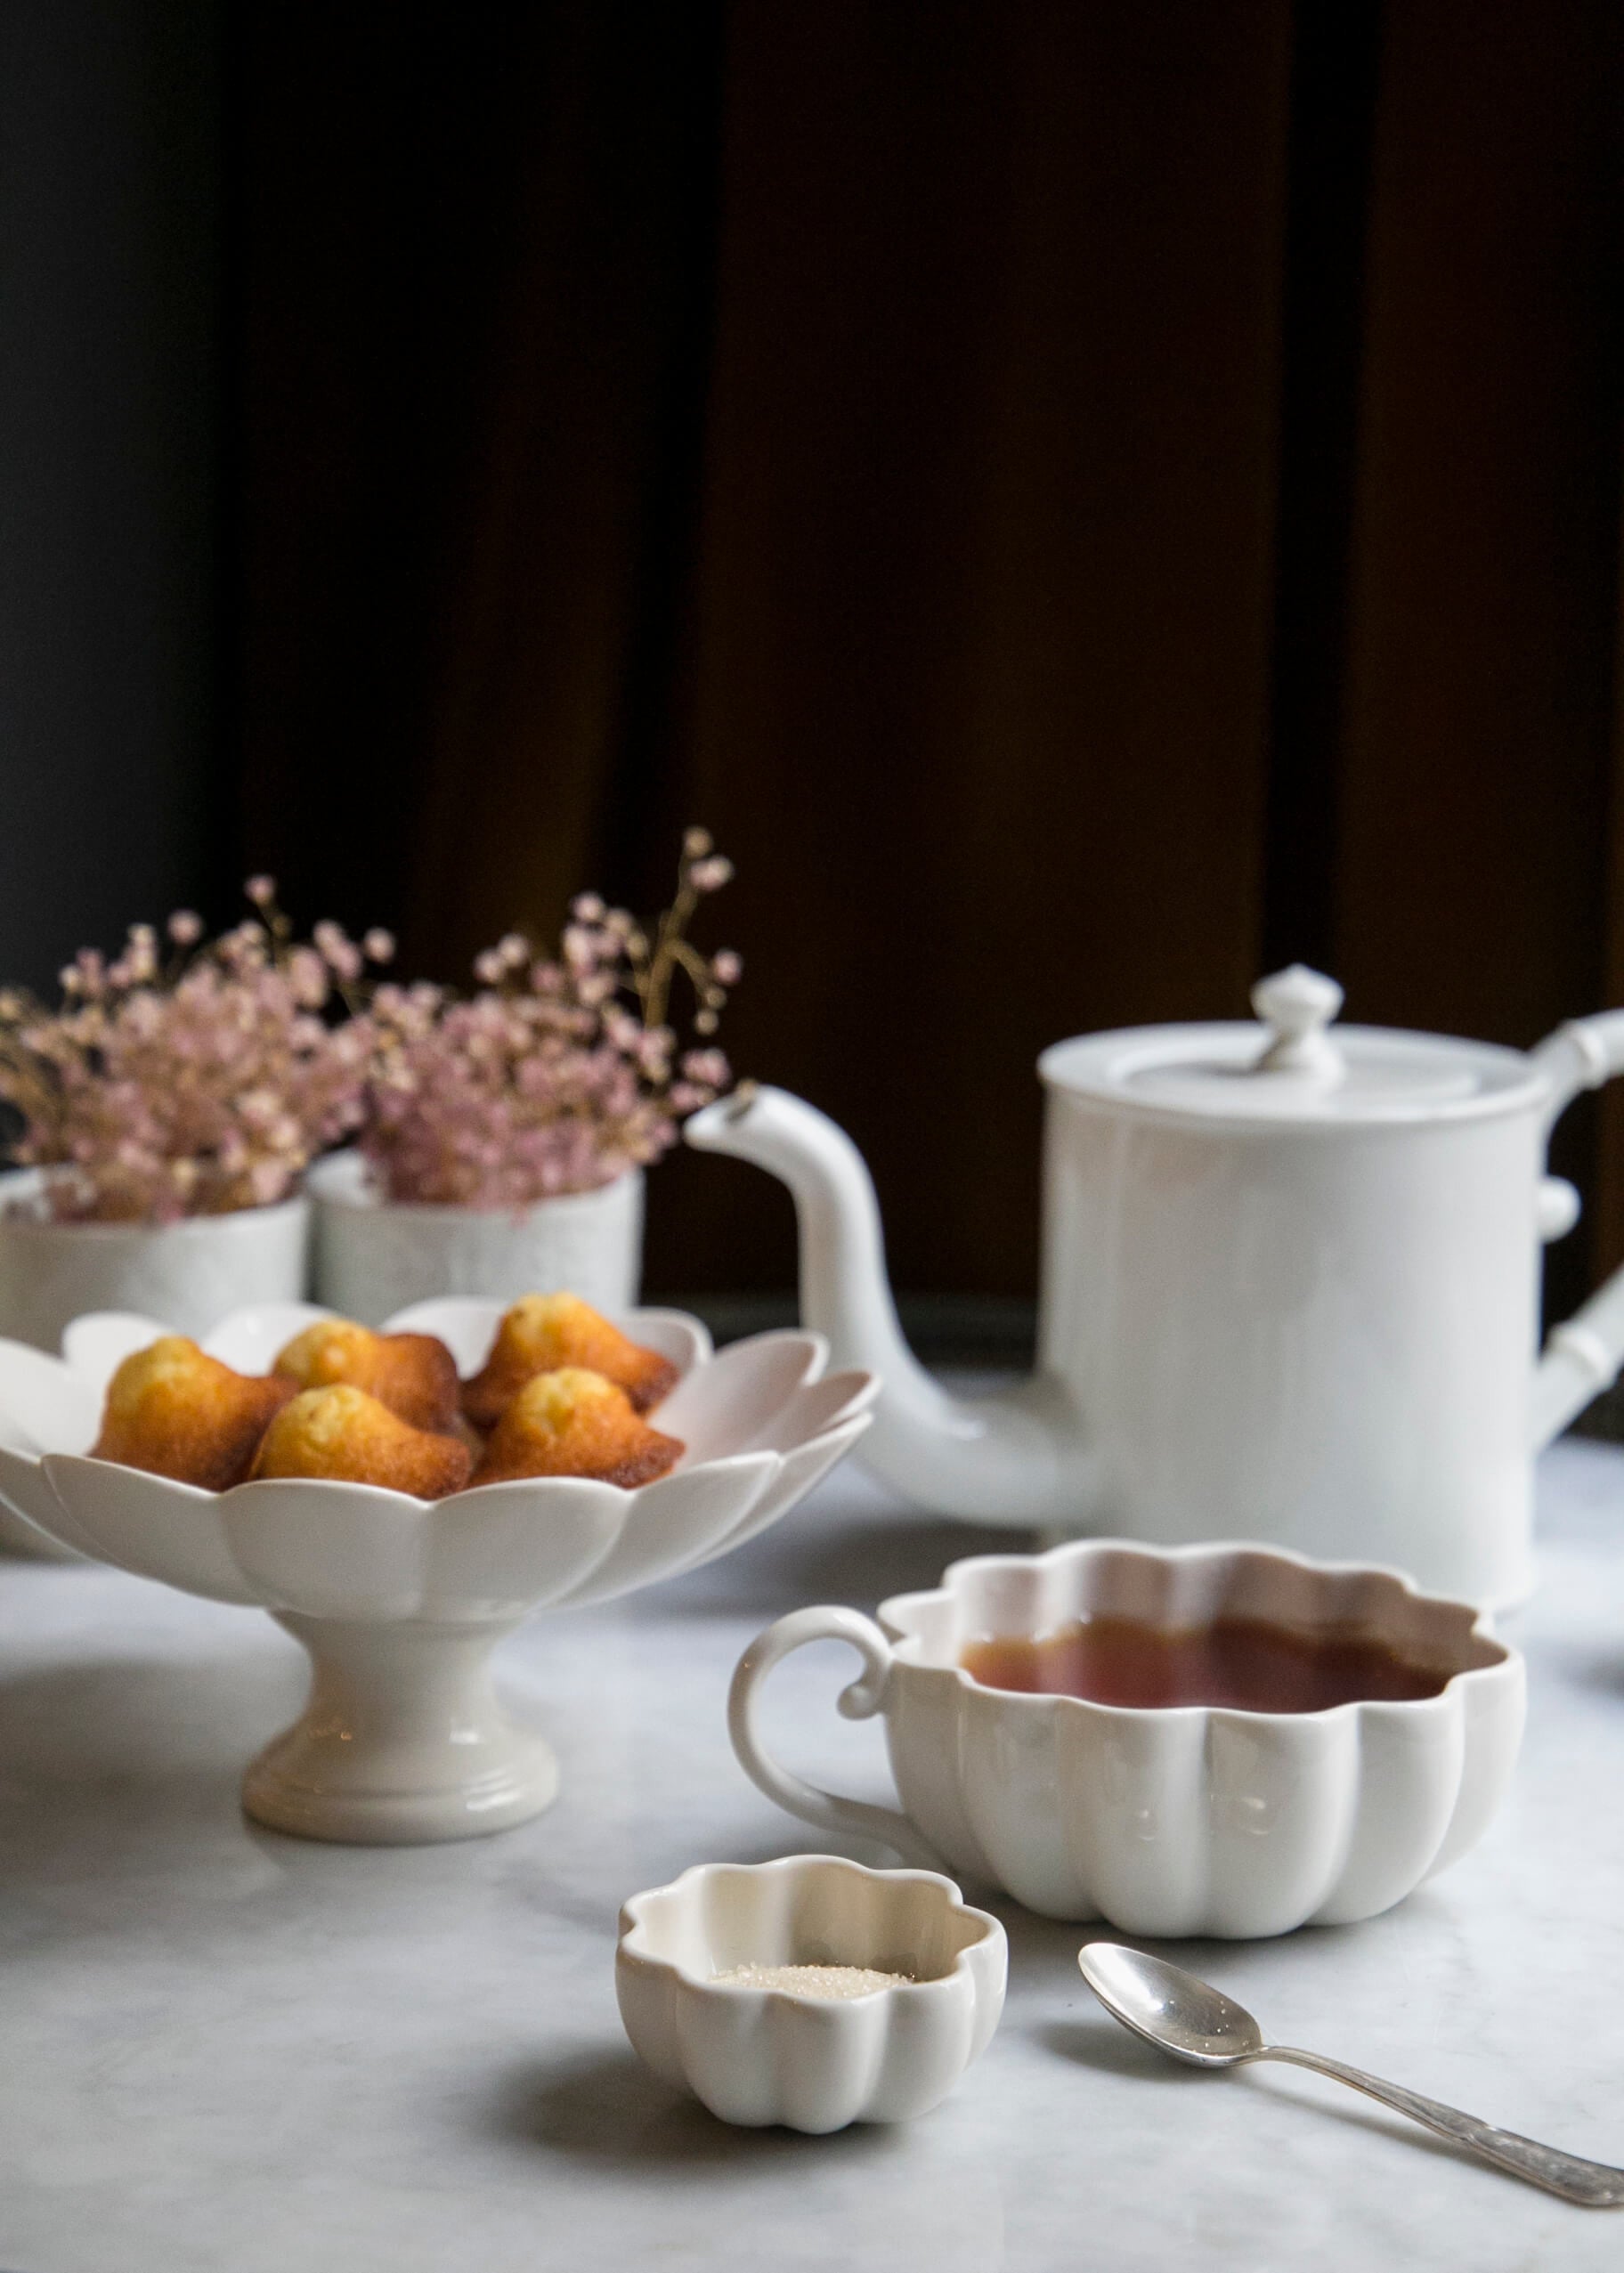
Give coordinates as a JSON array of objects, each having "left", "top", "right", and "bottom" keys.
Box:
[{"left": 1039, "top": 965, "right": 1543, "bottom": 1126}]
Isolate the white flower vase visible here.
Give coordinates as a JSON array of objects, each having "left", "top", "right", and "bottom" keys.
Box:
[
  {"left": 307, "top": 1150, "right": 644, "bottom": 1324},
  {"left": 0, "top": 1169, "right": 312, "bottom": 1558},
  {"left": 0, "top": 1172, "right": 311, "bottom": 1349}
]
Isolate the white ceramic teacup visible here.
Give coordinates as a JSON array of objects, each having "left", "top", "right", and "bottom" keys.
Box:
[{"left": 728, "top": 1539, "right": 1525, "bottom": 1938}]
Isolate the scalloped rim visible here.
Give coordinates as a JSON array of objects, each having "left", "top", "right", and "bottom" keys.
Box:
[
  {"left": 617, "top": 1853, "right": 1005, "bottom": 2001},
  {"left": 37, "top": 1440, "right": 783, "bottom": 1515},
  {"left": 878, "top": 1534, "right": 1520, "bottom": 1726}
]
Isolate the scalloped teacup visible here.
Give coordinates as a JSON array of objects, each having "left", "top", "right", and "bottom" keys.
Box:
[{"left": 728, "top": 1539, "right": 1525, "bottom": 1938}]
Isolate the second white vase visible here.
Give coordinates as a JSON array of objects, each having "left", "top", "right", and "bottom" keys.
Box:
[{"left": 307, "top": 1150, "right": 644, "bottom": 1323}]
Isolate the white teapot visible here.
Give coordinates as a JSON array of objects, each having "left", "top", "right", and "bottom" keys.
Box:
[{"left": 686, "top": 968, "right": 1624, "bottom": 1605}]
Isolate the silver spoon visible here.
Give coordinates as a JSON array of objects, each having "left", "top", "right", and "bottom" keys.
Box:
[{"left": 1077, "top": 1941, "right": 1624, "bottom": 2207}]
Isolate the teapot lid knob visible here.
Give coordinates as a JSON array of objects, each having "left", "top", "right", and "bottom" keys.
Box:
[{"left": 1251, "top": 964, "right": 1345, "bottom": 1080}]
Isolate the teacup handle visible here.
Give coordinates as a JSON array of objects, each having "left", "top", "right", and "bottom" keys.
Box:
[
  {"left": 1531, "top": 1011, "right": 1624, "bottom": 1444},
  {"left": 727, "top": 1605, "right": 946, "bottom": 1870}
]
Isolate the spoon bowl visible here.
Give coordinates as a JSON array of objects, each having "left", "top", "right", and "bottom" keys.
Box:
[{"left": 1077, "top": 1942, "right": 1264, "bottom": 2067}]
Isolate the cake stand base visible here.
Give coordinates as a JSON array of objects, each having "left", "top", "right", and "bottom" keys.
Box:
[{"left": 243, "top": 1612, "right": 559, "bottom": 1845}]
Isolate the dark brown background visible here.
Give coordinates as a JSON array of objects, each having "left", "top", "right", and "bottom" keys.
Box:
[{"left": 6, "top": 1, "right": 1624, "bottom": 1325}]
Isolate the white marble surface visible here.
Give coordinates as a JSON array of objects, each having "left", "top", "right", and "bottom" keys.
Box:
[{"left": 1, "top": 1440, "right": 1621, "bottom": 2272}]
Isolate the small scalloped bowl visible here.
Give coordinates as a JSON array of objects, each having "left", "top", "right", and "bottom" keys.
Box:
[
  {"left": 729, "top": 1540, "right": 1526, "bottom": 1939},
  {"left": 616, "top": 1855, "right": 1007, "bottom": 2131},
  {"left": 0, "top": 1300, "right": 875, "bottom": 1845}
]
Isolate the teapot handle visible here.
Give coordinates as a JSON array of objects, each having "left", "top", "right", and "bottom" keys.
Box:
[
  {"left": 1531, "top": 1012, "right": 1624, "bottom": 1446},
  {"left": 727, "top": 1606, "right": 946, "bottom": 1870}
]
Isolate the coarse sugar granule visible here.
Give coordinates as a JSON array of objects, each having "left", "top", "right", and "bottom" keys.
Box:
[{"left": 708, "top": 1961, "right": 914, "bottom": 1998}]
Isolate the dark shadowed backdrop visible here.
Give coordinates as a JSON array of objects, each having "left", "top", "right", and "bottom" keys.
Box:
[{"left": 4, "top": 0, "right": 1623, "bottom": 1335}]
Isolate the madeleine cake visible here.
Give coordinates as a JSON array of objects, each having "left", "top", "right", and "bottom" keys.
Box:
[
  {"left": 92, "top": 1337, "right": 295, "bottom": 1490},
  {"left": 461, "top": 1294, "right": 678, "bottom": 1429},
  {"left": 273, "top": 1319, "right": 460, "bottom": 1433},
  {"left": 470, "top": 1367, "right": 682, "bottom": 1489},
  {"left": 251, "top": 1384, "right": 473, "bottom": 1498}
]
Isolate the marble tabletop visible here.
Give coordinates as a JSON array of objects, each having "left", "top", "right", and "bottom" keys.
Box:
[{"left": 1, "top": 1437, "right": 1622, "bottom": 2273}]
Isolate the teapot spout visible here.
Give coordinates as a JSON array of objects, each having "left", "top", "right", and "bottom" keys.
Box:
[{"left": 684, "top": 1086, "right": 1093, "bottom": 1523}]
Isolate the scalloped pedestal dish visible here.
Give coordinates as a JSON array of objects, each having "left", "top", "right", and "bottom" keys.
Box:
[
  {"left": 729, "top": 1540, "right": 1526, "bottom": 1938},
  {"left": 616, "top": 1855, "right": 1006, "bottom": 2131},
  {"left": 0, "top": 1301, "right": 874, "bottom": 1846}
]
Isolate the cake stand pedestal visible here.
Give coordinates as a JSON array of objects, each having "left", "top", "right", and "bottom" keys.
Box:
[{"left": 242, "top": 1613, "right": 559, "bottom": 1844}]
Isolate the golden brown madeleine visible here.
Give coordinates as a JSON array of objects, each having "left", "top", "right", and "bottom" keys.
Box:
[
  {"left": 273, "top": 1319, "right": 460, "bottom": 1433},
  {"left": 251, "top": 1384, "right": 473, "bottom": 1497},
  {"left": 92, "top": 1337, "right": 296, "bottom": 1490},
  {"left": 462, "top": 1293, "right": 678, "bottom": 1427},
  {"left": 470, "top": 1367, "right": 683, "bottom": 1489}
]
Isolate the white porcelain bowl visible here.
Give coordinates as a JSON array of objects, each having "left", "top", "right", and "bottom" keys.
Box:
[
  {"left": 729, "top": 1540, "right": 1526, "bottom": 1938},
  {"left": 616, "top": 1855, "right": 1006, "bottom": 2131},
  {"left": 0, "top": 1301, "right": 875, "bottom": 1845}
]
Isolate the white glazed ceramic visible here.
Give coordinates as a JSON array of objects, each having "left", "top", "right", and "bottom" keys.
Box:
[
  {"left": 0, "top": 1168, "right": 310, "bottom": 1352},
  {"left": 0, "top": 1178, "right": 310, "bottom": 1560},
  {"left": 688, "top": 968, "right": 1624, "bottom": 1605},
  {"left": 728, "top": 1539, "right": 1525, "bottom": 1938},
  {"left": 616, "top": 1855, "right": 1006, "bottom": 2131},
  {"left": 0, "top": 1300, "right": 875, "bottom": 1844},
  {"left": 308, "top": 1149, "right": 643, "bottom": 1323}
]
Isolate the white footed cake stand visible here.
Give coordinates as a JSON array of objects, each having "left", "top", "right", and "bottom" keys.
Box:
[{"left": 0, "top": 1300, "right": 874, "bottom": 1845}]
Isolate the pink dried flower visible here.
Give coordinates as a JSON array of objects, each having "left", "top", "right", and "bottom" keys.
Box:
[
  {"left": 0, "top": 883, "right": 378, "bottom": 1225},
  {"left": 287, "top": 946, "right": 329, "bottom": 1008},
  {"left": 361, "top": 834, "right": 741, "bottom": 1208},
  {"left": 313, "top": 921, "right": 364, "bottom": 983}
]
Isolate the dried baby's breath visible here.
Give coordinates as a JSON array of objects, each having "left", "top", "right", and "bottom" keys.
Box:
[
  {"left": 361, "top": 834, "right": 738, "bottom": 1208},
  {"left": 0, "top": 885, "right": 391, "bottom": 1224}
]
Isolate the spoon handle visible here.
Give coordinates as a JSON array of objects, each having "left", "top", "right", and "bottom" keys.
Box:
[{"left": 1262, "top": 2047, "right": 1624, "bottom": 2207}]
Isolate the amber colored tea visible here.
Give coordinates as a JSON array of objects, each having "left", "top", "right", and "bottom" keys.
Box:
[{"left": 960, "top": 1614, "right": 1450, "bottom": 1713}]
